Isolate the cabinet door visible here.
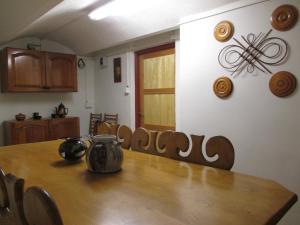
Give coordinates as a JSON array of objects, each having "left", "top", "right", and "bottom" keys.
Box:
[
  {"left": 49, "top": 117, "right": 80, "bottom": 140},
  {"left": 13, "top": 120, "right": 49, "bottom": 144},
  {"left": 3, "top": 48, "right": 46, "bottom": 92},
  {"left": 45, "top": 52, "right": 77, "bottom": 92}
]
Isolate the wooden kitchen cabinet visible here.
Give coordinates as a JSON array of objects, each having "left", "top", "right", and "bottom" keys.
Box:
[
  {"left": 0, "top": 47, "right": 77, "bottom": 92},
  {"left": 45, "top": 52, "right": 77, "bottom": 92},
  {"left": 48, "top": 117, "right": 80, "bottom": 140},
  {"left": 1, "top": 48, "right": 45, "bottom": 92},
  {"left": 3, "top": 117, "right": 80, "bottom": 145}
]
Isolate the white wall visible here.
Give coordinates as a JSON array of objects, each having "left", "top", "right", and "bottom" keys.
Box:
[
  {"left": 94, "top": 31, "right": 179, "bottom": 129},
  {"left": 94, "top": 53, "right": 133, "bottom": 127},
  {"left": 0, "top": 38, "right": 95, "bottom": 145},
  {"left": 179, "top": 0, "right": 300, "bottom": 224}
]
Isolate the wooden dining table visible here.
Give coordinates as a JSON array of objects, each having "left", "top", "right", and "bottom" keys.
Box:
[{"left": 0, "top": 140, "right": 297, "bottom": 225}]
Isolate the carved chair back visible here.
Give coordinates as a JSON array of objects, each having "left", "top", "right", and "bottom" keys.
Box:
[{"left": 117, "top": 125, "right": 235, "bottom": 170}]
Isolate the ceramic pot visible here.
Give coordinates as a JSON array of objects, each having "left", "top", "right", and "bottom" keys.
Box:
[
  {"left": 59, "top": 138, "right": 87, "bottom": 161},
  {"left": 86, "top": 135, "right": 123, "bottom": 173},
  {"left": 15, "top": 113, "right": 26, "bottom": 121}
]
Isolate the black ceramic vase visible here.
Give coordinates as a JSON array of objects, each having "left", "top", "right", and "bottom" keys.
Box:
[{"left": 59, "top": 138, "right": 87, "bottom": 161}]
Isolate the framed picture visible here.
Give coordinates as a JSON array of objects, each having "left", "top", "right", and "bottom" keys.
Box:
[{"left": 114, "top": 57, "right": 121, "bottom": 83}]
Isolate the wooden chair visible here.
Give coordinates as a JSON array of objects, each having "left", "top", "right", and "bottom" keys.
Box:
[
  {"left": 96, "top": 122, "right": 120, "bottom": 136},
  {"left": 117, "top": 125, "right": 235, "bottom": 170},
  {"left": 104, "top": 113, "right": 118, "bottom": 125},
  {"left": 23, "top": 187, "right": 64, "bottom": 225},
  {"left": 89, "top": 113, "right": 102, "bottom": 135},
  {"left": 0, "top": 168, "right": 64, "bottom": 225}
]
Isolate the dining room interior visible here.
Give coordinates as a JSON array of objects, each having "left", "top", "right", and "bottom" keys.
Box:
[{"left": 0, "top": 0, "right": 299, "bottom": 224}]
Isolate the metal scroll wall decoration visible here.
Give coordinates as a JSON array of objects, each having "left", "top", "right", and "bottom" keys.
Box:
[
  {"left": 218, "top": 29, "right": 289, "bottom": 76},
  {"left": 117, "top": 125, "right": 235, "bottom": 171}
]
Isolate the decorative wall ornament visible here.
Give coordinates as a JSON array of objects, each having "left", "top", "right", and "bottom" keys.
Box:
[
  {"left": 113, "top": 57, "right": 122, "bottom": 83},
  {"left": 271, "top": 4, "right": 298, "bottom": 31},
  {"left": 213, "top": 76, "right": 233, "bottom": 98},
  {"left": 214, "top": 21, "right": 234, "bottom": 42},
  {"left": 77, "top": 58, "right": 86, "bottom": 69},
  {"left": 218, "top": 29, "right": 289, "bottom": 76},
  {"left": 269, "top": 71, "right": 297, "bottom": 97}
]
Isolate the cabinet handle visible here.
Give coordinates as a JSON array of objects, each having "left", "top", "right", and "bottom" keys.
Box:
[{"left": 43, "top": 86, "right": 50, "bottom": 89}]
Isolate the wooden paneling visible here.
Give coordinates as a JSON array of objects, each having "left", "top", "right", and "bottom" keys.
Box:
[
  {"left": 143, "top": 50, "right": 175, "bottom": 89},
  {"left": 45, "top": 52, "right": 77, "bottom": 91},
  {"left": 4, "top": 117, "right": 80, "bottom": 145},
  {"left": 144, "top": 94, "right": 175, "bottom": 128},
  {"left": 4, "top": 120, "right": 49, "bottom": 145},
  {"left": 48, "top": 117, "right": 80, "bottom": 140}
]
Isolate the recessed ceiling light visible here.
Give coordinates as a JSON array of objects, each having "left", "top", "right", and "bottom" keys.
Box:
[{"left": 88, "top": 0, "right": 148, "bottom": 21}]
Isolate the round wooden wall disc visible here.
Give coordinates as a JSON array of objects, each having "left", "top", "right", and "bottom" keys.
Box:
[
  {"left": 271, "top": 4, "right": 298, "bottom": 31},
  {"left": 269, "top": 71, "right": 297, "bottom": 97},
  {"left": 214, "top": 21, "right": 234, "bottom": 42},
  {"left": 213, "top": 76, "right": 233, "bottom": 98}
]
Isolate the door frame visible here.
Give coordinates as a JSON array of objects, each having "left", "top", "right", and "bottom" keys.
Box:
[{"left": 134, "top": 43, "right": 175, "bottom": 128}]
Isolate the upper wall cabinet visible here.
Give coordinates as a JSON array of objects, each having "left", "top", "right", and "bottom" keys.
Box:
[
  {"left": 0, "top": 47, "right": 77, "bottom": 92},
  {"left": 45, "top": 52, "right": 77, "bottom": 92}
]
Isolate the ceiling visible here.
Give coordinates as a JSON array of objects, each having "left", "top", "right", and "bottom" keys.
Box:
[{"left": 0, "top": 0, "right": 238, "bottom": 55}]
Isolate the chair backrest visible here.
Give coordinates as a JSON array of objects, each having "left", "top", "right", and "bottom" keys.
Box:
[
  {"left": 0, "top": 168, "right": 64, "bottom": 225},
  {"left": 104, "top": 113, "right": 118, "bottom": 124},
  {"left": 96, "top": 122, "right": 120, "bottom": 136},
  {"left": 89, "top": 113, "right": 102, "bottom": 135},
  {"left": 23, "top": 187, "right": 64, "bottom": 225},
  {"left": 117, "top": 125, "right": 235, "bottom": 171}
]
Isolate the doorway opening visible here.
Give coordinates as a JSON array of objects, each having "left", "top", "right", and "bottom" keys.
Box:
[{"left": 135, "top": 43, "right": 175, "bottom": 131}]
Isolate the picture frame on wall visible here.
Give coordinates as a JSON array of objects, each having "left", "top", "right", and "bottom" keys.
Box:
[{"left": 114, "top": 57, "right": 121, "bottom": 83}]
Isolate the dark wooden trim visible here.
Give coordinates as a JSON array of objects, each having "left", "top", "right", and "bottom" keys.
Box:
[
  {"left": 134, "top": 52, "right": 140, "bottom": 128},
  {"left": 144, "top": 88, "right": 175, "bottom": 94},
  {"left": 134, "top": 43, "right": 175, "bottom": 129},
  {"left": 135, "top": 43, "right": 175, "bottom": 55},
  {"left": 266, "top": 194, "right": 298, "bottom": 225}
]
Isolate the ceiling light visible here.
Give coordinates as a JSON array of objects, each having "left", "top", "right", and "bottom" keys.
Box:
[{"left": 88, "top": 0, "right": 147, "bottom": 21}]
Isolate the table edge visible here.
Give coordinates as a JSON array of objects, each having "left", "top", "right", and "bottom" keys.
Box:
[{"left": 266, "top": 194, "right": 298, "bottom": 225}]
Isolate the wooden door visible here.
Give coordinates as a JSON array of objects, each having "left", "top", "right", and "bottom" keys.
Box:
[
  {"left": 136, "top": 43, "right": 175, "bottom": 131},
  {"left": 48, "top": 117, "right": 80, "bottom": 140},
  {"left": 3, "top": 48, "right": 45, "bottom": 92},
  {"left": 45, "top": 52, "right": 77, "bottom": 92},
  {"left": 12, "top": 120, "right": 49, "bottom": 144}
]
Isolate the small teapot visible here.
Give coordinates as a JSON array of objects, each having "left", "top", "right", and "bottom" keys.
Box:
[
  {"left": 55, "top": 103, "right": 68, "bottom": 117},
  {"left": 86, "top": 135, "right": 123, "bottom": 173}
]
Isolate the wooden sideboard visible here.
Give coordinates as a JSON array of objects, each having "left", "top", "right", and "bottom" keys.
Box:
[{"left": 3, "top": 117, "right": 79, "bottom": 145}]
